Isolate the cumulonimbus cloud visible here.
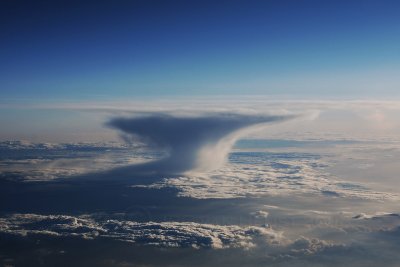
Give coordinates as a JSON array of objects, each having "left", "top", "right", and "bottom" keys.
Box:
[{"left": 107, "top": 113, "right": 295, "bottom": 175}]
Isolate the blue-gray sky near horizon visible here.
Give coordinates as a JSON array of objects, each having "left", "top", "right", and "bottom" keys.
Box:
[{"left": 1, "top": 0, "right": 400, "bottom": 101}]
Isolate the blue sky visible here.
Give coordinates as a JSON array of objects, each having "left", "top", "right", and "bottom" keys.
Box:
[{"left": 1, "top": 0, "right": 400, "bottom": 101}]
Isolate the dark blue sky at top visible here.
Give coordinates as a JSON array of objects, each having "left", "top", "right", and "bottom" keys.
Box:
[{"left": 1, "top": 0, "right": 400, "bottom": 100}]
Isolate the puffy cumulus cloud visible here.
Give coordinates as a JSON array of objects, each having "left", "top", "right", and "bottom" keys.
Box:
[
  {"left": 107, "top": 113, "right": 294, "bottom": 174},
  {"left": 102, "top": 220, "right": 283, "bottom": 249},
  {"left": 7, "top": 213, "right": 399, "bottom": 265},
  {"left": 3, "top": 213, "right": 400, "bottom": 266},
  {"left": 0, "top": 214, "right": 283, "bottom": 249}
]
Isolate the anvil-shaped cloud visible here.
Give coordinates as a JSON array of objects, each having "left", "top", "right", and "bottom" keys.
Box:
[{"left": 107, "top": 113, "right": 294, "bottom": 175}]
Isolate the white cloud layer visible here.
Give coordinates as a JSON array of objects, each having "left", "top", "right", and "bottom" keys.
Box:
[{"left": 137, "top": 153, "right": 398, "bottom": 200}]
